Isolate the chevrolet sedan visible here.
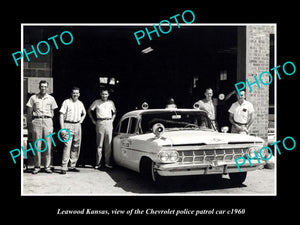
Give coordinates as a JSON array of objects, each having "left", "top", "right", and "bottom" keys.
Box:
[{"left": 113, "top": 108, "right": 265, "bottom": 184}]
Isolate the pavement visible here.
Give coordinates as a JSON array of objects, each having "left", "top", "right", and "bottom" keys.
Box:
[{"left": 22, "top": 165, "right": 276, "bottom": 195}]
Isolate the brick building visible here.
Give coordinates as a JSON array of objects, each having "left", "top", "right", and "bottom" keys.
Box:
[{"left": 245, "top": 25, "right": 275, "bottom": 141}]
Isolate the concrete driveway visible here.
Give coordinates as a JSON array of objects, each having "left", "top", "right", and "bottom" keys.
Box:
[{"left": 22, "top": 165, "right": 276, "bottom": 195}]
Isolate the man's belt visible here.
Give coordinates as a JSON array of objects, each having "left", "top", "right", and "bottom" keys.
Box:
[
  {"left": 97, "top": 118, "right": 112, "bottom": 121},
  {"left": 234, "top": 120, "right": 247, "bottom": 126},
  {"left": 33, "top": 116, "right": 51, "bottom": 119},
  {"left": 64, "top": 120, "right": 80, "bottom": 124}
]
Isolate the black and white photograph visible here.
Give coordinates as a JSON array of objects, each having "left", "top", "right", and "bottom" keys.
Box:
[
  {"left": 20, "top": 24, "right": 276, "bottom": 196},
  {"left": 4, "top": 3, "right": 298, "bottom": 221}
]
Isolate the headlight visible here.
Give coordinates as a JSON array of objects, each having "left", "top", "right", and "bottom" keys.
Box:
[
  {"left": 158, "top": 150, "right": 179, "bottom": 163},
  {"left": 259, "top": 147, "right": 272, "bottom": 160},
  {"left": 248, "top": 146, "right": 266, "bottom": 158},
  {"left": 248, "top": 147, "right": 258, "bottom": 158}
]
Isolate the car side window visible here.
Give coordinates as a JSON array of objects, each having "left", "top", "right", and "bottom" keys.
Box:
[
  {"left": 129, "top": 117, "right": 138, "bottom": 134},
  {"left": 119, "top": 118, "right": 130, "bottom": 133}
]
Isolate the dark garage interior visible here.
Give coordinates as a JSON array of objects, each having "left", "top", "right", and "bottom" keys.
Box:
[{"left": 24, "top": 25, "right": 242, "bottom": 166}]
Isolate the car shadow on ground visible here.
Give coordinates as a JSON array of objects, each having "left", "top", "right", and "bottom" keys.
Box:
[{"left": 105, "top": 166, "right": 246, "bottom": 194}]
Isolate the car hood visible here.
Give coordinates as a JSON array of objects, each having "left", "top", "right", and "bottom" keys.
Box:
[{"left": 129, "top": 130, "right": 264, "bottom": 146}]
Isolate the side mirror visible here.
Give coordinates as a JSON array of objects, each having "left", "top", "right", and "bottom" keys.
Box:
[{"left": 221, "top": 126, "right": 229, "bottom": 133}]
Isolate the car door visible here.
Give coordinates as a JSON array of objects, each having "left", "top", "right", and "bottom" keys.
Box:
[
  {"left": 126, "top": 117, "right": 140, "bottom": 170},
  {"left": 113, "top": 117, "right": 130, "bottom": 167}
]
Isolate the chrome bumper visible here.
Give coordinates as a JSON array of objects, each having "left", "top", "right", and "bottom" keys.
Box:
[{"left": 155, "top": 160, "right": 264, "bottom": 176}]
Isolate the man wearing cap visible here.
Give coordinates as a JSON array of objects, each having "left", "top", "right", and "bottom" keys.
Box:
[
  {"left": 88, "top": 89, "right": 116, "bottom": 169},
  {"left": 59, "top": 86, "right": 86, "bottom": 174},
  {"left": 26, "top": 80, "right": 58, "bottom": 174},
  {"left": 228, "top": 90, "right": 255, "bottom": 134}
]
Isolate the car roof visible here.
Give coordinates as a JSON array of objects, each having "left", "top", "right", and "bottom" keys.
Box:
[{"left": 121, "top": 108, "right": 208, "bottom": 119}]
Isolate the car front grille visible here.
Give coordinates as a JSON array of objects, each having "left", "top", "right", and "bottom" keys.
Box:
[{"left": 177, "top": 148, "right": 248, "bottom": 164}]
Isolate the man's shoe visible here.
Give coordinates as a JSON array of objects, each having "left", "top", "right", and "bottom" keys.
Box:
[
  {"left": 60, "top": 170, "right": 67, "bottom": 175},
  {"left": 94, "top": 165, "right": 101, "bottom": 170},
  {"left": 105, "top": 164, "right": 113, "bottom": 169},
  {"left": 69, "top": 168, "right": 80, "bottom": 172},
  {"left": 32, "top": 168, "right": 40, "bottom": 174},
  {"left": 44, "top": 168, "right": 53, "bottom": 174}
]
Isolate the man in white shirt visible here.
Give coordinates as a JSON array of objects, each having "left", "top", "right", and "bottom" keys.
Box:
[
  {"left": 228, "top": 91, "right": 254, "bottom": 134},
  {"left": 59, "top": 87, "right": 86, "bottom": 174},
  {"left": 197, "top": 88, "right": 235, "bottom": 131},
  {"left": 88, "top": 89, "right": 116, "bottom": 169},
  {"left": 26, "top": 80, "right": 58, "bottom": 174}
]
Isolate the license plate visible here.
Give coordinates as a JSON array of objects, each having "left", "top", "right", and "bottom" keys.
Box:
[
  {"left": 211, "top": 160, "right": 227, "bottom": 167},
  {"left": 208, "top": 166, "right": 224, "bottom": 173}
]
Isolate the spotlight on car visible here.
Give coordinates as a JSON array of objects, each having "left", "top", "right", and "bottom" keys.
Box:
[
  {"left": 152, "top": 123, "right": 165, "bottom": 138},
  {"left": 142, "top": 102, "right": 149, "bottom": 110},
  {"left": 221, "top": 126, "right": 229, "bottom": 133},
  {"left": 193, "top": 102, "right": 200, "bottom": 109}
]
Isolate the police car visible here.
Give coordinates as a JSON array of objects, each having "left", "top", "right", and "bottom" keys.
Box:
[{"left": 112, "top": 104, "right": 265, "bottom": 184}]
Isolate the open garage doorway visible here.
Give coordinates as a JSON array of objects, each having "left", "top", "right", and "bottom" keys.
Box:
[
  {"left": 23, "top": 25, "right": 244, "bottom": 166},
  {"left": 49, "top": 25, "right": 240, "bottom": 119}
]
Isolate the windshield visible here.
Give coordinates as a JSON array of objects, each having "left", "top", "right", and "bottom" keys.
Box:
[{"left": 140, "top": 110, "right": 214, "bottom": 134}]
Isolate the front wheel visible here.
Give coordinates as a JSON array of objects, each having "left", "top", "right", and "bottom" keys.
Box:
[
  {"left": 150, "top": 161, "right": 161, "bottom": 183},
  {"left": 140, "top": 157, "right": 162, "bottom": 184},
  {"left": 229, "top": 172, "right": 247, "bottom": 185}
]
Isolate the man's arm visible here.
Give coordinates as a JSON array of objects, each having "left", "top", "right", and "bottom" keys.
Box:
[
  {"left": 59, "top": 113, "right": 65, "bottom": 129},
  {"left": 27, "top": 106, "right": 33, "bottom": 132},
  {"left": 229, "top": 113, "right": 242, "bottom": 132},
  {"left": 246, "top": 112, "right": 255, "bottom": 130},
  {"left": 80, "top": 105, "right": 87, "bottom": 124},
  {"left": 27, "top": 106, "right": 33, "bottom": 122},
  {"left": 111, "top": 101, "right": 117, "bottom": 123},
  {"left": 112, "top": 111, "right": 116, "bottom": 123},
  {"left": 88, "top": 107, "right": 96, "bottom": 125}
]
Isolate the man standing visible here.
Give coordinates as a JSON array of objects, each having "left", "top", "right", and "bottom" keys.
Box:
[
  {"left": 165, "top": 97, "right": 177, "bottom": 109},
  {"left": 26, "top": 80, "right": 58, "bottom": 174},
  {"left": 88, "top": 89, "right": 116, "bottom": 169},
  {"left": 228, "top": 90, "right": 254, "bottom": 134},
  {"left": 59, "top": 87, "right": 86, "bottom": 174},
  {"left": 197, "top": 88, "right": 235, "bottom": 130}
]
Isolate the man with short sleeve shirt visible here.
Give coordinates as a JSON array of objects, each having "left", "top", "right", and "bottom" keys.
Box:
[
  {"left": 228, "top": 91, "right": 254, "bottom": 134},
  {"left": 88, "top": 89, "right": 116, "bottom": 169},
  {"left": 26, "top": 80, "right": 58, "bottom": 174},
  {"left": 59, "top": 87, "right": 86, "bottom": 174},
  {"left": 196, "top": 88, "right": 235, "bottom": 131}
]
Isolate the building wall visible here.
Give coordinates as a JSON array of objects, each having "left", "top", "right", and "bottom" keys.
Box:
[
  {"left": 23, "top": 44, "right": 53, "bottom": 111},
  {"left": 246, "top": 25, "right": 275, "bottom": 142},
  {"left": 23, "top": 43, "right": 53, "bottom": 167}
]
